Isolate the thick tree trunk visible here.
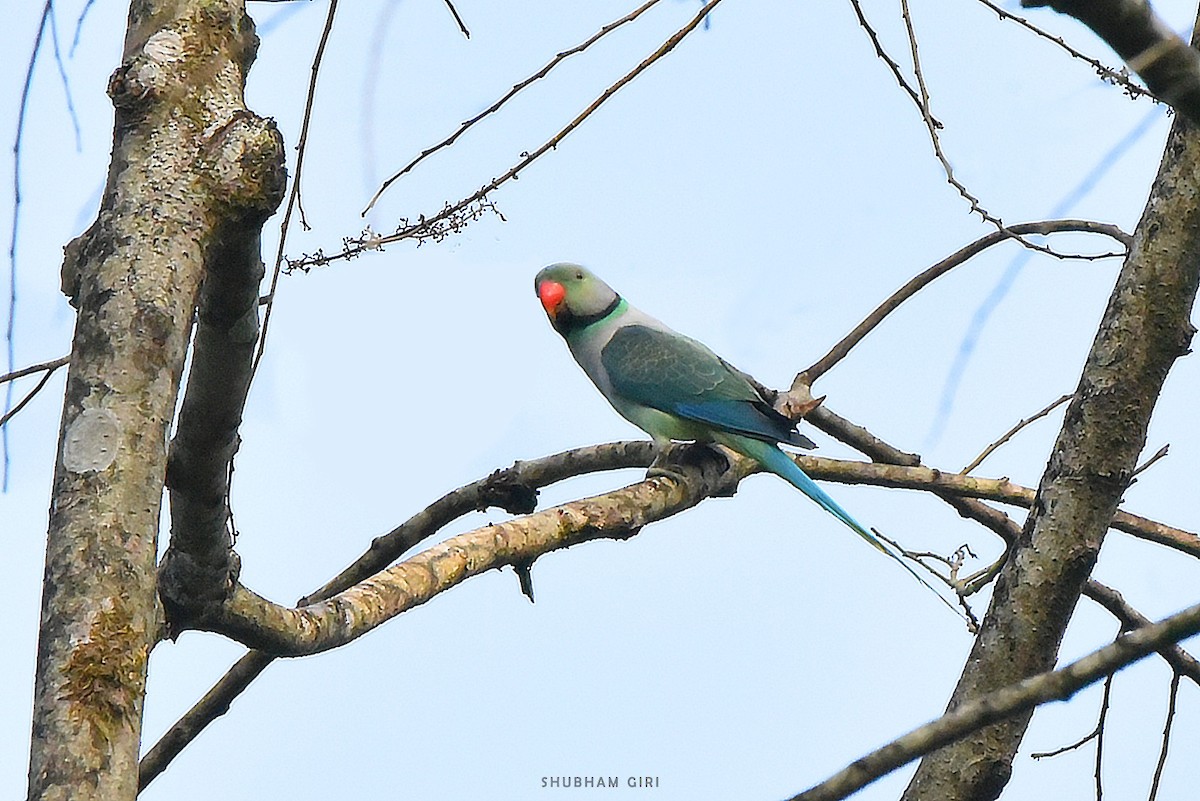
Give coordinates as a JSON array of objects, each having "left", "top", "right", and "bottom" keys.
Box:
[
  {"left": 26, "top": 2, "right": 282, "bottom": 799},
  {"left": 901, "top": 104, "right": 1200, "bottom": 801}
]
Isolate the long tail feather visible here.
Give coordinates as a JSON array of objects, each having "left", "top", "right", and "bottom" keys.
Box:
[
  {"left": 716, "top": 433, "right": 968, "bottom": 623},
  {"left": 716, "top": 433, "right": 884, "bottom": 548}
]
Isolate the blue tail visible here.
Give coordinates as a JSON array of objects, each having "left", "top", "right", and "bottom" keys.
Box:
[
  {"left": 719, "top": 433, "right": 888, "bottom": 553},
  {"left": 716, "top": 433, "right": 965, "bottom": 620}
]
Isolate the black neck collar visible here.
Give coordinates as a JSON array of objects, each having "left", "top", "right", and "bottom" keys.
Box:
[{"left": 556, "top": 294, "right": 622, "bottom": 334}]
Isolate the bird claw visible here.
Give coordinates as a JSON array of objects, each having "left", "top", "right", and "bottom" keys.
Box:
[
  {"left": 647, "top": 443, "right": 738, "bottom": 497},
  {"left": 646, "top": 459, "right": 690, "bottom": 483}
]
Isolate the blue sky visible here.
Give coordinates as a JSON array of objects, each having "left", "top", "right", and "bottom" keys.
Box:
[{"left": 3, "top": 1, "right": 1198, "bottom": 799}]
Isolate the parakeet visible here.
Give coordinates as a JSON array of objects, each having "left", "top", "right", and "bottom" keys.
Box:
[{"left": 534, "top": 263, "right": 953, "bottom": 604}]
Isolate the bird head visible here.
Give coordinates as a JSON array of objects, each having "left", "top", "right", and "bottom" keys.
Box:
[{"left": 534, "top": 263, "right": 620, "bottom": 334}]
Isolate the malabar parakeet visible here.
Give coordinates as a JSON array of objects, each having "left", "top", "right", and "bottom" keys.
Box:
[{"left": 534, "top": 263, "right": 956, "bottom": 605}]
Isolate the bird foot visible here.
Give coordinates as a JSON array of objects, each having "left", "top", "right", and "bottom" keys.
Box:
[
  {"left": 647, "top": 442, "right": 738, "bottom": 497},
  {"left": 647, "top": 457, "right": 692, "bottom": 483}
]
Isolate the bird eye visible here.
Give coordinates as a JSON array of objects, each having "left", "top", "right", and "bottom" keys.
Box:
[{"left": 575, "top": 270, "right": 584, "bottom": 279}]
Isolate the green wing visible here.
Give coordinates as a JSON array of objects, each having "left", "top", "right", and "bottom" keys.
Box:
[{"left": 601, "top": 325, "right": 814, "bottom": 448}]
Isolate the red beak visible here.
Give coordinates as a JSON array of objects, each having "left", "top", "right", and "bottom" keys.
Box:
[{"left": 538, "top": 280, "right": 566, "bottom": 317}]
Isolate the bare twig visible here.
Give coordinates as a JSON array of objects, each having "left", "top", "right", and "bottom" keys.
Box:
[
  {"left": 874, "top": 533, "right": 981, "bottom": 631},
  {"left": 788, "top": 600, "right": 1200, "bottom": 801},
  {"left": 293, "top": 0, "right": 725, "bottom": 270},
  {"left": 961, "top": 393, "right": 1073, "bottom": 474},
  {"left": 801, "top": 220, "right": 1130, "bottom": 381},
  {"left": 1083, "top": 581, "right": 1200, "bottom": 687},
  {"left": 139, "top": 652, "right": 273, "bottom": 791},
  {"left": 46, "top": 1, "right": 82, "bottom": 151},
  {"left": 1023, "top": 0, "right": 1200, "bottom": 125},
  {"left": 6, "top": 1, "right": 53, "bottom": 491},
  {"left": 1029, "top": 674, "right": 1109, "bottom": 758},
  {"left": 1131, "top": 443, "right": 1169, "bottom": 479},
  {"left": 0, "top": 354, "right": 69, "bottom": 385},
  {"left": 69, "top": 0, "right": 99, "bottom": 56},
  {"left": 0, "top": 359, "right": 62, "bottom": 428},
  {"left": 899, "top": 0, "right": 1114, "bottom": 261},
  {"left": 901, "top": 0, "right": 997, "bottom": 223},
  {"left": 960, "top": 553, "right": 1008, "bottom": 596},
  {"left": 1030, "top": 670, "right": 1112, "bottom": 801},
  {"left": 1096, "top": 670, "right": 1114, "bottom": 801},
  {"left": 250, "top": 0, "right": 341, "bottom": 381},
  {"left": 440, "top": 0, "right": 470, "bottom": 38},
  {"left": 844, "top": 0, "right": 942, "bottom": 127},
  {"left": 362, "top": 0, "right": 664, "bottom": 215},
  {"left": 1147, "top": 671, "right": 1180, "bottom": 801},
  {"left": 1091, "top": 694, "right": 1108, "bottom": 801},
  {"left": 973, "top": 0, "right": 1154, "bottom": 101}
]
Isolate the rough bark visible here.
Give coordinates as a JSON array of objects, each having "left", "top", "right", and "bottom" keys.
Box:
[
  {"left": 26, "top": 2, "right": 283, "bottom": 800},
  {"left": 900, "top": 112, "right": 1200, "bottom": 801},
  {"left": 159, "top": 188, "right": 282, "bottom": 631},
  {"left": 136, "top": 440, "right": 656, "bottom": 789},
  {"left": 196, "top": 444, "right": 740, "bottom": 655}
]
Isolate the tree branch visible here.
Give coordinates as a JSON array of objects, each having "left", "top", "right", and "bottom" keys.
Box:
[
  {"left": 141, "top": 440, "right": 657, "bottom": 788},
  {"left": 1022, "top": 0, "right": 1200, "bottom": 124},
  {"left": 138, "top": 651, "right": 272, "bottom": 792},
  {"left": 288, "top": 0, "right": 727, "bottom": 270},
  {"left": 0, "top": 353, "right": 68, "bottom": 384},
  {"left": 960, "top": 393, "right": 1074, "bottom": 474},
  {"left": 361, "top": 0, "right": 666, "bottom": 215},
  {"left": 159, "top": 116, "right": 286, "bottom": 634},
  {"left": 196, "top": 450, "right": 738, "bottom": 655},
  {"left": 1148, "top": 671, "right": 1181, "bottom": 801},
  {"left": 162, "top": 447, "right": 1200, "bottom": 659},
  {"left": 251, "top": 0, "right": 341, "bottom": 383},
  {"left": 847, "top": 0, "right": 942, "bottom": 125},
  {"left": 301, "top": 440, "right": 656, "bottom": 603},
  {"left": 782, "top": 456, "right": 1198, "bottom": 559},
  {"left": 803, "top": 220, "right": 1130, "bottom": 382},
  {"left": 1083, "top": 580, "right": 1200, "bottom": 685},
  {"left": 901, "top": 104, "right": 1200, "bottom": 801},
  {"left": 0, "top": 357, "right": 64, "bottom": 428},
  {"left": 153, "top": 432, "right": 1135, "bottom": 780},
  {"left": 974, "top": 0, "right": 1155, "bottom": 100},
  {"left": 789, "top": 600, "right": 1200, "bottom": 801},
  {"left": 5, "top": 1, "right": 53, "bottom": 490},
  {"left": 29, "top": 2, "right": 280, "bottom": 799}
]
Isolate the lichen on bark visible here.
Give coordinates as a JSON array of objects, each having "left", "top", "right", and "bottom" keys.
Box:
[{"left": 28, "top": 2, "right": 284, "bottom": 800}]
